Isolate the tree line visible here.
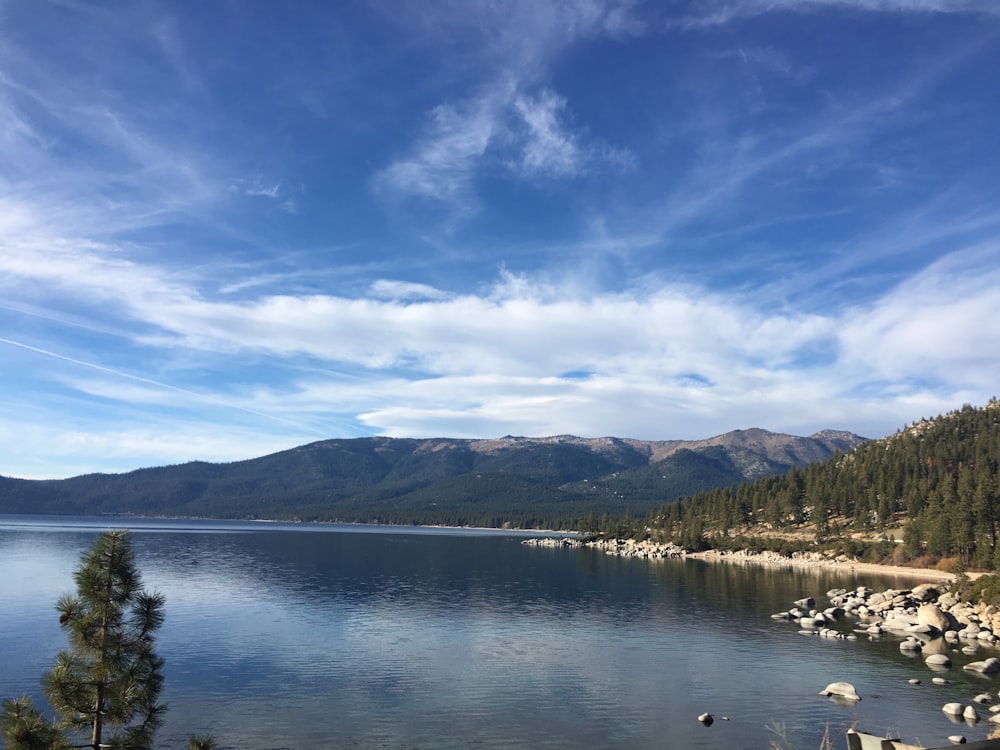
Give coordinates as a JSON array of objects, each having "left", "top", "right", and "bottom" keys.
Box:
[{"left": 637, "top": 401, "right": 1000, "bottom": 568}]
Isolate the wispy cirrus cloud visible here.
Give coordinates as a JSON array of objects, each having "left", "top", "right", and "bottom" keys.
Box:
[
  {"left": 666, "top": 0, "right": 1000, "bottom": 29},
  {"left": 6, "top": 223, "right": 991, "bottom": 407},
  {"left": 512, "top": 90, "right": 635, "bottom": 178},
  {"left": 371, "top": 0, "right": 639, "bottom": 214},
  {"left": 1, "top": 1, "right": 998, "bottom": 479},
  {"left": 2, "top": 221, "right": 994, "bottom": 474},
  {"left": 372, "top": 79, "right": 633, "bottom": 212},
  {"left": 372, "top": 82, "right": 509, "bottom": 209}
]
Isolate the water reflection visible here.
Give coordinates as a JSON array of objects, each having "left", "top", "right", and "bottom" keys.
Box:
[{"left": 2, "top": 518, "right": 998, "bottom": 749}]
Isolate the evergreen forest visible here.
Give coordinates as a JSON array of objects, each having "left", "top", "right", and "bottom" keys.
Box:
[{"left": 643, "top": 401, "right": 1000, "bottom": 570}]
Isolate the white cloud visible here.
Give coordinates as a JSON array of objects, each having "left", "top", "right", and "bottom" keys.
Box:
[
  {"left": 371, "top": 0, "right": 637, "bottom": 213},
  {"left": 1, "top": 0, "right": 997, "bottom": 479},
  {"left": 839, "top": 243, "right": 1000, "bottom": 389},
  {"left": 374, "top": 79, "right": 633, "bottom": 210},
  {"left": 667, "top": 0, "right": 1000, "bottom": 29},
  {"left": 513, "top": 90, "right": 584, "bottom": 178},
  {"left": 0, "top": 421, "right": 308, "bottom": 480},
  {"left": 2, "top": 234, "right": 992, "bottom": 475},
  {"left": 369, "top": 279, "right": 452, "bottom": 301},
  {"left": 372, "top": 82, "right": 509, "bottom": 207}
]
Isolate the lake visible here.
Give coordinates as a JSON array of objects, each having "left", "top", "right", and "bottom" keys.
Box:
[{"left": 0, "top": 515, "right": 997, "bottom": 750}]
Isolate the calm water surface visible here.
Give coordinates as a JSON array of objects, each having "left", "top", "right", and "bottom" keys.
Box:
[{"left": 1, "top": 516, "right": 997, "bottom": 749}]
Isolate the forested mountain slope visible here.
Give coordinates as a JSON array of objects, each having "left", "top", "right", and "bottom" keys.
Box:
[
  {"left": 0, "top": 429, "right": 864, "bottom": 529},
  {"left": 656, "top": 401, "right": 1000, "bottom": 567}
]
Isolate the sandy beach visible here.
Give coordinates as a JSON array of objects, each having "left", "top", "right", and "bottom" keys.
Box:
[{"left": 687, "top": 548, "right": 983, "bottom": 582}]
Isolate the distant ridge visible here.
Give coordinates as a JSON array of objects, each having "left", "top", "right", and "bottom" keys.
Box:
[{"left": 0, "top": 428, "right": 867, "bottom": 529}]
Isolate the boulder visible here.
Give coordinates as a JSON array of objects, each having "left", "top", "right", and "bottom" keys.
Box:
[
  {"left": 943, "top": 702, "right": 964, "bottom": 716},
  {"left": 964, "top": 658, "right": 1000, "bottom": 675},
  {"left": 926, "top": 653, "right": 952, "bottom": 668},
  {"left": 939, "top": 593, "right": 960, "bottom": 609},
  {"left": 819, "top": 682, "right": 861, "bottom": 701},
  {"left": 912, "top": 583, "right": 940, "bottom": 602},
  {"left": 917, "top": 604, "right": 952, "bottom": 631}
]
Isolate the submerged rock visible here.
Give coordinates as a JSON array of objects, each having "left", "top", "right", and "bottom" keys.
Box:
[
  {"left": 926, "top": 653, "right": 952, "bottom": 668},
  {"left": 819, "top": 682, "right": 861, "bottom": 701},
  {"left": 964, "top": 658, "right": 1000, "bottom": 675}
]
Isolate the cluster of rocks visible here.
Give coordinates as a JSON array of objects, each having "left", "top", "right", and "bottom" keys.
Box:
[
  {"left": 941, "top": 696, "right": 1000, "bottom": 725},
  {"left": 786, "top": 583, "right": 1000, "bottom": 659},
  {"left": 521, "top": 537, "right": 585, "bottom": 549},
  {"left": 775, "top": 583, "right": 1000, "bottom": 657},
  {"left": 701, "top": 547, "right": 855, "bottom": 568},
  {"left": 521, "top": 536, "right": 686, "bottom": 559},
  {"left": 523, "top": 536, "right": 862, "bottom": 567},
  {"left": 776, "top": 583, "right": 1000, "bottom": 740}
]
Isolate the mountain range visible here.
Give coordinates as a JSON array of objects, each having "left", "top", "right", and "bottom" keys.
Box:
[{"left": 0, "top": 428, "right": 865, "bottom": 528}]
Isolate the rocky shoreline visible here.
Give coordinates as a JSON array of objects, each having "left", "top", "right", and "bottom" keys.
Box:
[
  {"left": 522, "top": 535, "right": 687, "bottom": 559},
  {"left": 802, "top": 583, "right": 1000, "bottom": 648},
  {"left": 776, "top": 582, "right": 1000, "bottom": 743},
  {"left": 522, "top": 536, "right": 975, "bottom": 582},
  {"left": 525, "top": 534, "right": 1000, "bottom": 743}
]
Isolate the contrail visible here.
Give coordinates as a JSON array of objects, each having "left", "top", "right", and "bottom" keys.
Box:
[{"left": 0, "top": 336, "right": 323, "bottom": 433}]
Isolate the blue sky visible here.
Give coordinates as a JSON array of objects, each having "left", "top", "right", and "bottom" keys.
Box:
[{"left": 2, "top": 0, "right": 999, "bottom": 479}]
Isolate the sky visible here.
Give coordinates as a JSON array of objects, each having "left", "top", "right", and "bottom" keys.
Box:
[{"left": 2, "top": 0, "right": 999, "bottom": 479}]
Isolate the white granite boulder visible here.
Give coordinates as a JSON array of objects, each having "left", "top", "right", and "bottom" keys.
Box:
[
  {"left": 819, "top": 682, "right": 861, "bottom": 701},
  {"left": 917, "top": 603, "right": 951, "bottom": 632}
]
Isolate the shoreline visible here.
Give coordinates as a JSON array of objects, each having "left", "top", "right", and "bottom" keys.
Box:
[
  {"left": 4, "top": 513, "right": 983, "bottom": 583},
  {"left": 686, "top": 548, "right": 981, "bottom": 582},
  {"left": 527, "top": 536, "right": 985, "bottom": 583}
]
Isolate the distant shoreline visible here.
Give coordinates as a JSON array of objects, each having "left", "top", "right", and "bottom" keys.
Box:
[
  {"left": 0, "top": 512, "right": 984, "bottom": 583},
  {"left": 537, "top": 535, "right": 985, "bottom": 583}
]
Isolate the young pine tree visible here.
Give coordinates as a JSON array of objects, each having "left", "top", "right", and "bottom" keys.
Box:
[{"left": 2, "top": 530, "right": 167, "bottom": 750}]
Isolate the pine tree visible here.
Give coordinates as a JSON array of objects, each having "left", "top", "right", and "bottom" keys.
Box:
[
  {"left": 2, "top": 530, "right": 166, "bottom": 750},
  {"left": 1, "top": 696, "right": 69, "bottom": 750}
]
